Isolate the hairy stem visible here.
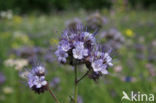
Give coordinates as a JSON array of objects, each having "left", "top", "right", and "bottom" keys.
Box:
[
  {"left": 74, "top": 65, "right": 78, "bottom": 103},
  {"left": 47, "top": 86, "right": 61, "bottom": 103}
]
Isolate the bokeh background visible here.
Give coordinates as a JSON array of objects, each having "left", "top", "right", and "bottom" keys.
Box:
[{"left": 0, "top": 0, "right": 156, "bottom": 103}]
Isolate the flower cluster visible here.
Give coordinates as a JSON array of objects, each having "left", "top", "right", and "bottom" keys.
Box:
[
  {"left": 55, "top": 25, "right": 113, "bottom": 79},
  {"left": 27, "top": 65, "right": 48, "bottom": 94},
  {"left": 90, "top": 50, "right": 113, "bottom": 74},
  {"left": 86, "top": 12, "right": 107, "bottom": 31},
  {"left": 100, "top": 28, "right": 125, "bottom": 50},
  {"left": 65, "top": 18, "right": 82, "bottom": 31}
]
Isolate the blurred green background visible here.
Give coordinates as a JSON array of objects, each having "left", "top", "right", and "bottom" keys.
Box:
[{"left": 0, "top": 0, "right": 156, "bottom": 103}]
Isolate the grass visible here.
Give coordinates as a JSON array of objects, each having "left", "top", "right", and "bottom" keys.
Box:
[{"left": 0, "top": 10, "right": 156, "bottom": 103}]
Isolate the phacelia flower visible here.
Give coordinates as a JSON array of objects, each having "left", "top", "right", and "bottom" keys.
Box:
[
  {"left": 100, "top": 29, "right": 124, "bottom": 50},
  {"left": 27, "top": 65, "right": 48, "bottom": 94},
  {"left": 90, "top": 50, "right": 113, "bottom": 75},
  {"left": 86, "top": 12, "right": 105, "bottom": 31},
  {"left": 86, "top": 44, "right": 113, "bottom": 79},
  {"left": 56, "top": 24, "right": 113, "bottom": 80},
  {"left": 65, "top": 18, "right": 82, "bottom": 31},
  {"left": 55, "top": 25, "right": 96, "bottom": 65},
  {"left": 55, "top": 48, "right": 68, "bottom": 63},
  {"left": 73, "top": 41, "right": 88, "bottom": 59},
  {"left": 91, "top": 59, "right": 108, "bottom": 74},
  {"left": 59, "top": 40, "right": 71, "bottom": 52}
]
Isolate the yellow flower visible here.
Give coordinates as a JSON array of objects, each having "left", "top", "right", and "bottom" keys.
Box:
[
  {"left": 125, "top": 29, "right": 134, "bottom": 37},
  {"left": 3, "top": 86, "right": 13, "bottom": 94},
  {"left": 13, "top": 15, "right": 22, "bottom": 24},
  {"left": 49, "top": 38, "right": 59, "bottom": 45}
]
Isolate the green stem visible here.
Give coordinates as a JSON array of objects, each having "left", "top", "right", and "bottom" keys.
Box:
[
  {"left": 47, "top": 86, "right": 61, "bottom": 103},
  {"left": 76, "top": 70, "right": 90, "bottom": 84},
  {"left": 74, "top": 65, "right": 78, "bottom": 103}
]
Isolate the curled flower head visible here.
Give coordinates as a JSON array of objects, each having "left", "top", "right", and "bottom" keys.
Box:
[
  {"left": 65, "top": 18, "right": 82, "bottom": 31},
  {"left": 27, "top": 65, "right": 48, "bottom": 94},
  {"left": 86, "top": 12, "right": 105, "bottom": 31},
  {"left": 90, "top": 48, "right": 113, "bottom": 75},
  {"left": 55, "top": 25, "right": 96, "bottom": 65},
  {"left": 56, "top": 24, "right": 113, "bottom": 80},
  {"left": 100, "top": 29, "right": 125, "bottom": 50}
]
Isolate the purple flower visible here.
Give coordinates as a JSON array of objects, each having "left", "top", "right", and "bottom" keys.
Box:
[
  {"left": 55, "top": 24, "right": 113, "bottom": 79},
  {"left": 73, "top": 41, "right": 88, "bottom": 59},
  {"left": 0, "top": 72, "right": 6, "bottom": 85},
  {"left": 83, "top": 32, "right": 96, "bottom": 44},
  {"left": 73, "top": 47, "right": 88, "bottom": 60},
  {"left": 91, "top": 59, "right": 107, "bottom": 74},
  {"left": 55, "top": 25, "right": 95, "bottom": 64},
  {"left": 90, "top": 47, "right": 113, "bottom": 75},
  {"left": 100, "top": 29, "right": 124, "bottom": 50},
  {"left": 55, "top": 48, "right": 68, "bottom": 63},
  {"left": 27, "top": 65, "right": 48, "bottom": 94},
  {"left": 73, "top": 41, "right": 84, "bottom": 48},
  {"left": 32, "top": 76, "right": 47, "bottom": 88},
  {"left": 103, "top": 53, "right": 113, "bottom": 67},
  {"left": 59, "top": 40, "right": 71, "bottom": 52},
  {"left": 65, "top": 18, "right": 82, "bottom": 31},
  {"left": 31, "top": 65, "right": 46, "bottom": 75},
  {"left": 86, "top": 12, "right": 104, "bottom": 31}
]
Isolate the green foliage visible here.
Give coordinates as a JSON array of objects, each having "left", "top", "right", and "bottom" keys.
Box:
[
  {"left": 129, "top": 0, "right": 156, "bottom": 9},
  {"left": 1, "top": 0, "right": 156, "bottom": 13},
  {"left": 0, "top": 0, "right": 112, "bottom": 13}
]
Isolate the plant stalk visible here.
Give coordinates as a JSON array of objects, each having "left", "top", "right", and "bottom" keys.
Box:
[
  {"left": 47, "top": 86, "right": 61, "bottom": 103},
  {"left": 74, "top": 65, "right": 78, "bottom": 103},
  {"left": 76, "top": 70, "right": 90, "bottom": 84}
]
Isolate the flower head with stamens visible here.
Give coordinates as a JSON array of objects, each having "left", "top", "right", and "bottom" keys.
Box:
[
  {"left": 55, "top": 47, "right": 68, "bottom": 63},
  {"left": 89, "top": 46, "right": 113, "bottom": 75},
  {"left": 27, "top": 65, "right": 48, "bottom": 94},
  {"left": 55, "top": 25, "right": 96, "bottom": 65},
  {"left": 56, "top": 24, "right": 113, "bottom": 80},
  {"left": 73, "top": 41, "right": 88, "bottom": 59}
]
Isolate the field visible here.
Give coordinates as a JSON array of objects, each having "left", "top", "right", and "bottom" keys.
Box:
[{"left": 0, "top": 10, "right": 156, "bottom": 103}]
